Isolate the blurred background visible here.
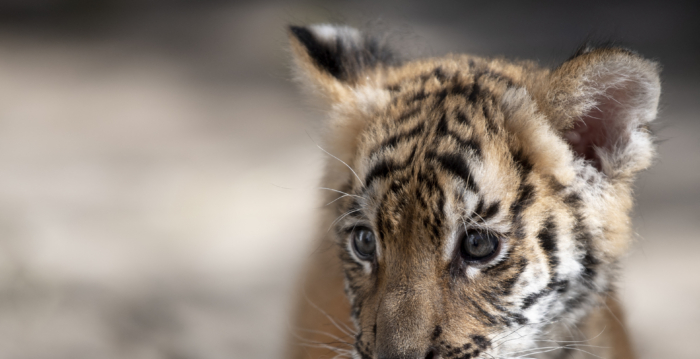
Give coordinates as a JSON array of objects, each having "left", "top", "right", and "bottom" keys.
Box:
[{"left": 0, "top": 1, "right": 697, "bottom": 358}]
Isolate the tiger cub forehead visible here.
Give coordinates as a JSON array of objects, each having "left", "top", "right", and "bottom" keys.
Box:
[
  {"left": 346, "top": 57, "right": 568, "bottom": 246},
  {"left": 353, "top": 62, "right": 517, "bottom": 238}
]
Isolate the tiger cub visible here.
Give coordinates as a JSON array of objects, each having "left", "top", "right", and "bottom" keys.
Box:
[{"left": 286, "top": 24, "right": 660, "bottom": 359}]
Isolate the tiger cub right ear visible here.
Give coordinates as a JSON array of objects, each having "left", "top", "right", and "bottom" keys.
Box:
[
  {"left": 288, "top": 24, "right": 398, "bottom": 102},
  {"left": 544, "top": 47, "right": 661, "bottom": 179}
]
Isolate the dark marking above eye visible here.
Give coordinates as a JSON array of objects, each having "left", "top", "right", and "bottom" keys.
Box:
[
  {"left": 474, "top": 198, "right": 485, "bottom": 217},
  {"left": 482, "top": 201, "right": 500, "bottom": 220}
]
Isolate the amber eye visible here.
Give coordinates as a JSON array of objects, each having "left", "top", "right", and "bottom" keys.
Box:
[
  {"left": 352, "top": 228, "right": 376, "bottom": 260},
  {"left": 460, "top": 230, "right": 500, "bottom": 261}
]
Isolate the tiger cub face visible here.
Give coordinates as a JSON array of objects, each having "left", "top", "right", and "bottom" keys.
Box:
[{"left": 289, "top": 24, "right": 660, "bottom": 359}]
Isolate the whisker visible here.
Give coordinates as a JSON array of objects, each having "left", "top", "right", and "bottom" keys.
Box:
[
  {"left": 326, "top": 194, "right": 351, "bottom": 206},
  {"left": 292, "top": 327, "right": 354, "bottom": 346},
  {"left": 303, "top": 292, "right": 357, "bottom": 337},
  {"left": 329, "top": 209, "right": 363, "bottom": 231},
  {"left": 313, "top": 141, "right": 366, "bottom": 189},
  {"left": 297, "top": 342, "right": 352, "bottom": 354},
  {"left": 318, "top": 187, "right": 366, "bottom": 200}
]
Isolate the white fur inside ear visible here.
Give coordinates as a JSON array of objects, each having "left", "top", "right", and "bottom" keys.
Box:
[{"left": 564, "top": 58, "right": 660, "bottom": 178}]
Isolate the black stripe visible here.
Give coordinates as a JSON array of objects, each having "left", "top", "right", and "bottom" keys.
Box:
[
  {"left": 511, "top": 313, "right": 528, "bottom": 325},
  {"left": 452, "top": 135, "right": 482, "bottom": 158},
  {"left": 435, "top": 114, "right": 482, "bottom": 158},
  {"left": 431, "top": 325, "right": 442, "bottom": 340},
  {"left": 511, "top": 148, "right": 534, "bottom": 180},
  {"left": 433, "top": 188, "right": 446, "bottom": 245},
  {"left": 482, "top": 201, "right": 500, "bottom": 220},
  {"left": 521, "top": 280, "right": 568, "bottom": 310},
  {"left": 396, "top": 106, "right": 421, "bottom": 123},
  {"left": 547, "top": 176, "right": 566, "bottom": 193},
  {"left": 564, "top": 193, "right": 582, "bottom": 209},
  {"left": 512, "top": 183, "right": 535, "bottom": 213},
  {"left": 427, "top": 151, "right": 478, "bottom": 192},
  {"left": 481, "top": 99, "right": 501, "bottom": 135},
  {"left": 481, "top": 249, "right": 520, "bottom": 276},
  {"left": 467, "top": 81, "right": 482, "bottom": 103},
  {"left": 510, "top": 183, "right": 536, "bottom": 232},
  {"left": 455, "top": 109, "right": 471, "bottom": 126},
  {"left": 417, "top": 165, "right": 441, "bottom": 192},
  {"left": 498, "top": 257, "right": 527, "bottom": 296},
  {"left": 364, "top": 159, "right": 397, "bottom": 187},
  {"left": 473, "top": 198, "right": 485, "bottom": 219},
  {"left": 375, "top": 193, "right": 389, "bottom": 239},
  {"left": 386, "top": 83, "right": 401, "bottom": 92},
  {"left": 436, "top": 113, "right": 450, "bottom": 136},
  {"left": 581, "top": 251, "right": 600, "bottom": 288},
  {"left": 573, "top": 213, "right": 600, "bottom": 288},
  {"left": 466, "top": 297, "right": 499, "bottom": 326},
  {"left": 368, "top": 121, "right": 426, "bottom": 159},
  {"left": 432, "top": 67, "right": 448, "bottom": 82},
  {"left": 521, "top": 290, "right": 548, "bottom": 310},
  {"left": 434, "top": 88, "right": 449, "bottom": 104},
  {"left": 537, "top": 216, "right": 559, "bottom": 270},
  {"left": 471, "top": 335, "right": 490, "bottom": 350},
  {"left": 396, "top": 78, "right": 489, "bottom": 109},
  {"left": 408, "top": 90, "right": 428, "bottom": 103}
]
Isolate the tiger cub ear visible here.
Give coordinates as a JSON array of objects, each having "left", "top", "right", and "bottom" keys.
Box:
[
  {"left": 544, "top": 47, "right": 661, "bottom": 178},
  {"left": 288, "top": 24, "right": 398, "bottom": 102}
]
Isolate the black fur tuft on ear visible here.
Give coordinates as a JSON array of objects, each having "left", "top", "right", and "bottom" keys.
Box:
[
  {"left": 289, "top": 26, "right": 345, "bottom": 80},
  {"left": 288, "top": 24, "right": 399, "bottom": 83}
]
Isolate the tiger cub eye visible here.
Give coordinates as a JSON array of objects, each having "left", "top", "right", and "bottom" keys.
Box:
[
  {"left": 352, "top": 228, "right": 376, "bottom": 260},
  {"left": 460, "top": 230, "right": 500, "bottom": 261}
]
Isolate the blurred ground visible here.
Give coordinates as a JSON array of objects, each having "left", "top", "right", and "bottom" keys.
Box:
[{"left": 0, "top": 1, "right": 697, "bottom": 358}]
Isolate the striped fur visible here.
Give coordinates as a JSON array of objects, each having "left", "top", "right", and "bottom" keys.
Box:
[{"left": 287, "top": 24, "right": 660, "bottom": 359}]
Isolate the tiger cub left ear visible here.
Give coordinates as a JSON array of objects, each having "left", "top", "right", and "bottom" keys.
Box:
[
  {"left": 544, "top": 47, "right": 661, "bottom": 179},
  {"left": 288, "top": 24, "right": 398, "bottom": 102}
]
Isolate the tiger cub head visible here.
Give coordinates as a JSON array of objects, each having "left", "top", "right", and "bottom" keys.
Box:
[{"left": 289, "top": 24, "right": 660, "bottom": 359}]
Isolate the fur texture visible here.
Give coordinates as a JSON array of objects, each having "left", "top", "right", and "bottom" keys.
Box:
[{"left": 287, "top": 24, "right": 660, "bottom": 359}]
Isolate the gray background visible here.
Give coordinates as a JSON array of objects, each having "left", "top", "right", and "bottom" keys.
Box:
[{"left": 0, "top": 1, "right": 698, "bottom": 358}]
